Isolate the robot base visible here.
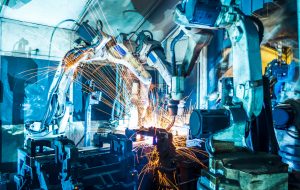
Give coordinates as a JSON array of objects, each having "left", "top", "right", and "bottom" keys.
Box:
[{"left": 198, "top": 151, "right": 288, "bottom": 190}]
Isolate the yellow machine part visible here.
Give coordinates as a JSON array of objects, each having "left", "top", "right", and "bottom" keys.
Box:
[
  {"left": 261, "top": 46, "right": 293, "bottom": 74},
  {"left": 223, "top": 46, "right": 293, "bottom": 78}
]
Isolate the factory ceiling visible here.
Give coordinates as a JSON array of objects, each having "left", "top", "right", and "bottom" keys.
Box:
[
  {"left": 78, "top": 0, "right": 180, "bottom": 42},
  {"left": 0, "top": 0, "right": 177, "bottom": 41},
  {"left": 2, "top": 0, "right": 292, "bottom": 45},
  {"left": 0, "top": 0, "right": 89, "bottom": 29},
  {"left": 0, "top": 0, "right": 180, "bottom": 41}
]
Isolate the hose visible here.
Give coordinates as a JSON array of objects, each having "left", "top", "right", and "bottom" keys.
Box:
[
  {"left": 135, "top": 30, "right": 153, "bottom": 54},
  {"left": 48, "top": 19, "right": 78, "bottom": 60},
  {"left": 170, "top": 30, "right": 185, "bottom": 76}
]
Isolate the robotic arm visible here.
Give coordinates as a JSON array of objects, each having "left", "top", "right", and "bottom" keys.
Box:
[
  {"left": 25, "top": 45, "right": 97, "bottom": 138},
  {"left": 134, "top": 30, "right": 212, "bottom": 116},
  {"left": 174, "top": 0, "right": 264, "bottom": 152},
  {"left": 135, "top": 30, "right": 172, "bottom": 87},
  {"left": 26, "top": 25, "right": 152, "bottom": 139},
  {"left": 175, "top": 0, "right": 263, "bottom": 118}
]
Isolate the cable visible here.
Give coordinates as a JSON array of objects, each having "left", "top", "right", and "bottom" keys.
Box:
[
  {"left": 96, "top": 19, "right": 104, "bottom": 33},
  {"left": 170, "top": 30, "right": 185, "bottom": 76},
  {"left": 76, "top": 134, "right": 85, "bottom": 147},
  {"left": 48, "top": 19, "right": 79, "bottom": 60},
  {"left": 135, "top": 30, "right": 154, "bottom": 53}
]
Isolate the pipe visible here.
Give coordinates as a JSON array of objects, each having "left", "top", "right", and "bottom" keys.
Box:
[{"left": 170, "top": 30, "right": 185, "bottom": 76}]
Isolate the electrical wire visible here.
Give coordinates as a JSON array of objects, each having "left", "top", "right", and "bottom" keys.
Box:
[
  {"left": 48, "top": 19, "right": 79, "bottom": 60},
  {"left": 170, "top": 30, "right": 185, "bottom": 76}
]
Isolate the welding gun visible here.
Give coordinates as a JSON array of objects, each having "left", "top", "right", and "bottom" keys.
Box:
[{"left": 134, "top": 30, "right": 212, "bottom": 116}]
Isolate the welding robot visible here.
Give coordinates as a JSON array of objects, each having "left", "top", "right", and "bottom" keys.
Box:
[{"left": 172, "top": 0, "right": 289, "bottom": 189}]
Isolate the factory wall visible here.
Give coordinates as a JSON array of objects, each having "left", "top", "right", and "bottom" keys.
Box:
[
  {"left": 0, "top": 56, "right": 57, "bottom": 163},
  {"left": 1, "top": 56, "right": 58, "bottom": 125},
  {"left": 0, "top": 18, "right": 76, "bottom": 124},
  {"left": 0, "top": 18, "right": 73, "bottom": 164},
  {"left": 0, "top": 18, "right": 74, "bottom": 59}
]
